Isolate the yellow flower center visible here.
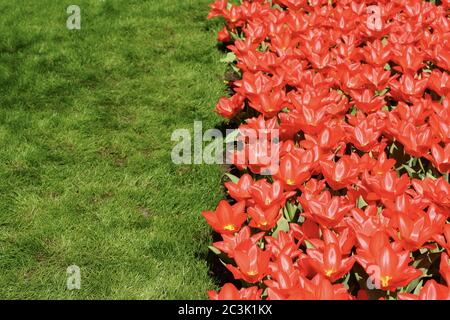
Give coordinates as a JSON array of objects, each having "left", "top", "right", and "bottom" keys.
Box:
[
  {"left": 381, "top": 275, "right": 392, "bottom": 288},
  {"left": 223, "top": 224, "right": 236, "bottom": 231},
  {"left": 287, "top": 178, "right": 295, "bottom": 185},
  {"left": 247, "top": 270, "right": 258, "bottom": 276},
  {"left": 325, "top": 269, "right": 335, "bottom": 277}
]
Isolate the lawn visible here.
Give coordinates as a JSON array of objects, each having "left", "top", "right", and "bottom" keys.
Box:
[{"left": 0, "top": 0, "right": 227, "bottom": 299}]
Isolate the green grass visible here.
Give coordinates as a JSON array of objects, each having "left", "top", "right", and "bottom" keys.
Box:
[{"left": 0, "top": 0, "right": 227, "bottom": 299}]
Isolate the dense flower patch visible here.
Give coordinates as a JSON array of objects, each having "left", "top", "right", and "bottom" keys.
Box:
[{"left": 203, "top": 0, "right": 450, "bottom": 300}]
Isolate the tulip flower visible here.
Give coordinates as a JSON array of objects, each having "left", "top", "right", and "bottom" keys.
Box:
[
  {"left": 309, "top": 228, "right": 355, "bottom": 256},
  {"left": 440, "top": 252, "right": 450, "bottom": 286},
  {"left": 202, "top": 200, "right": 247, "bottom": 235},
  {"left": 355, "top": 232, "right": 422, "bottom": 291},
  {"left": 248, "top": 204, "right": 281, "bottom": 231},
  {"left": 320, "top": 154, "right": 360, "bottom": 190},
  {"left": 275, "top": 274, "right": 353, "bottom": 300},
  {"left": 265, "top": 254, "right": 302, "bottom": 297},
  {"left": 363, "top": 170, "right": 410, "bottom": 201},
  {"left": 412, "top": 177, "right": 450, "bottom": 211},
  {"left": 217, "top": 26, "right": 231, "bottom": 43},
  {"left": 389, "top": 204, "right": 446, "bottom": 251},
  {"left": 398, "top": 280, "right": 450, "bottom": 300},
  {"left": 347, "top": 206, "right": 391, "bottom": 239},
  {"left": 429, "top": 143, "right": 450, "bottom": 174},
  {"left": 249, "top": 179, "right": 295, "bottom": 209},
  {"left": 435, "top": 225, "right": 450, "bottom": 254},
  {"left": 208, "top": 283, "right": 262, "bottom": 300},
  {"left": 275, "top": 152, "right": 311, "bottom": 190},
  {"left": 224, "top": 174, "right": 254, "bottom": 203},
  {"left": 226, "top": 244, "right": 271, "bottom": 283},
  {"left": 213, "top": 226, "right": 264, "bottom": 258},
  {"left": 299, "top": 191, "right": 354, "bottom": 228},
  {"left": 215, "top": 94, "right": 245, "bottom": 119},
  {"left": 265, "top": 231, "right": 301, "bottom": 259},
  {"left": 389, "top": 73, "right": 428, "bottom": 101},
  {"left": 306, "top": 242, "right": 355, "bottom": 282},
  {"left": 428, "top": 69, "right": 450, "bottom": 97}
]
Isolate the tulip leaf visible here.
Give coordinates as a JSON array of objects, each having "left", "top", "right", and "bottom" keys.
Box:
[
  {"left": 284, "top": 202, "right": 297, "bottom": 222},
  {"left": 208, "top": 246, "right": 221, "bottom": 255},
  {"left": 304, "top": 239, "right": 315, "bottom": 249},
  {"left": 230, "top": 64, "right": 241, "bottom": 75},
  {"left": 413, "top": 280, "right": 424, "bottom": 295},
  {"left": 357, "top": 196, "right": 368, "bottom": 209},
  {"left": 220, "top": 52, "right": 236, "bottom": 64},
  {"left": 401, "top": 164, "right": 416, "bottom": 176},
  {"left": 272, "top": 217, "right": 289, "bottom": 238},
  {"left": 342, "top": 272, "right": 351, "bottom": 289},
  {"left": 224, "top": 173, "right": 240, "bottom": 184},
  {"left": 389, "top": 142, "right": 397, "bottom": 155},
  {"left": 375, "top": 87, "right": 389, "bottom": 96},
  {"left": 404, "top": 277, "right": 423, "bottom": 294}
]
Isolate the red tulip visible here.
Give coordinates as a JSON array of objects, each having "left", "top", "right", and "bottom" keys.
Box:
[
  {"left": 429, "top": 143, "right": 450, "bottom": 174},
  {"left": 440, "top": 252, "right": 450, "bottom": 286},
  {"left": 217, "top": 26, "right": 231, "bottom": 43},
  {"left": 215, "top": 94, "right": 245, "bottom": 119},
  {"left": 412, "top": 177, "right": 450, "bottom": 212},
  {"left": 306, "top": 242, "right": 355, "bottom": 282},
  {"left": 435, "top": 225, "right": 450, "bottom": 254},
  {"left": 224, "top": 174, "right": 254, "bottom": 203},
  {"left": 265, "top": 230, "right": 301, "bottom": 259},
  {"left": 226, "top": 244, "right": 271, "bottom": 283},
  {"left": 213, "top": 226, "right": 264, "bottom": 258},
  {"left": 299, "top": 190, "right": 354, "bottom": 228},
  {"left": 273, "top": 274, "right": 353, "bottom": 300},
  {"left": 202, "top": 200, "right": 247, "bottom": 234},
  {"left": 428, "top": 69, "right": 450, "bottom": 96},
  {"left": 249, "top": 179, "right": 295, "bottom": 209},
  {"left": 248, "top": 204, "right": 281, "bottom": 231},
  {"left": 320, "top": 154, "right": 360, "bottom": 190},
  {"left": 363, "top": 170, "right": 410, "bottom": 201},
  {"left": 275, "top": 152, "right": 311, "bottom": 190},
  {"left": 208, "top": 283, "right": 262, "bottom": 300},
  {"left": 355, "top": 232, "right": 422, "bottom": 291},
  {"left": 398, "top": 280, "right": 450, "bottom": 300}
]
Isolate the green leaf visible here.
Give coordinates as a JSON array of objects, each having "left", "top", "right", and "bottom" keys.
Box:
[
  {"left": 208, "top": 246, "right": 221, "bottom": 255},
  {"left": 230, "top": 64, "right": 241, "bottom": 75},
  {"left": 402, "top": 164, "right": 416, "bottom": 176},
  {"left": 413, "top": 280, "right": 424, "bottom": 295},
  {"left": 342, "top": 272, "right": 351, "bottom": 289},
  {"left": 220, "top": 52, "right": 236, "bottom": 64},
  {"left": 357, "top": 196, "right": 368, "bottom": 209},
  {"left": 272, "top": 217, "right": 289, "bottom": 238},
  {"left": 284, "top": 202, "right": 297, "bottom": 222},
  {"left": 403, "top": 277, "right": 423, "bottom": 294},
  {"left": 304, "top": 239, "right": 315, "bottom": 249},
  {"left": 224, "top": 173, "right": 240, "bottom": 184},
  {"left": 375, "top": 87, "right": 389, "bottom": 96}
]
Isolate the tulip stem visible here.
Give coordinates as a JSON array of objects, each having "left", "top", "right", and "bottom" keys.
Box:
[{"left": 418, "top": 158, "right": 425, "bottom": 173}]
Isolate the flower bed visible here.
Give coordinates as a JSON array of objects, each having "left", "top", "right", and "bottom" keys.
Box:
[{"left": 204, "top": 0, "right": 450, "bottom": 300}]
